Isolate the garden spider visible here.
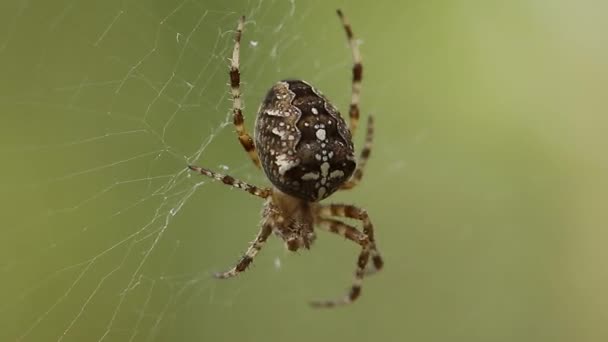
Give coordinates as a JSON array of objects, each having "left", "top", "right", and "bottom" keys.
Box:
[{"left": 189, "top": 10, "right": 383, "bottom": 307}]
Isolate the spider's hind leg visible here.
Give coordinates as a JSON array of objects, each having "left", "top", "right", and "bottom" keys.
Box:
[
  {"left": 341, "top": 115, "right": 374, "bottom": 190},
  {"left": 337, "top": 9, "right": 363, "bottom": 137},
  {"left": 230, "top": 15, "right": 262, "bottom": 169}
]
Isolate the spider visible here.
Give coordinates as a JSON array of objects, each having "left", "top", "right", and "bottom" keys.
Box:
[{"left": 188, "top": 10, "right": 383, "bottom": 307}]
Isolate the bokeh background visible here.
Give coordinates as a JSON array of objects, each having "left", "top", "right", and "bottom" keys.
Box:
[{"left": 1, "top": 0, "right": 607, "bottom": 341}]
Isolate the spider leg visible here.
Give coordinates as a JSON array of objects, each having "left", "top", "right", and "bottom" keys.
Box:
[
  {"left": 341, "top": 115, "right": 373, "bottom": 190},
  {"left": 188, "top": 165, "right": 270, "bottom": 199},
  {"left": 310, "top": 218, "right": 372, "bottom": 308},
  {"left": 230, "top": 15, "right": 262, "bottom": 169},
  {"left": 337, "top": 9, "right": 362, "bottom": 137},
  {"left": 317, "top": 204, "right": 383, "bottom": 273},
  {"left": 214, "top": 222, "right": 273, "bottom": 279}
]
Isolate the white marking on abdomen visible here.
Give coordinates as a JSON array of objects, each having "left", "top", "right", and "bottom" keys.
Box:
[
  {"left": 317, "top": 186, "right": 326, "bottom": 198},
  {"left": 329, "top": 170, "right": 345, "bottom": 179},
  {"left": 320, "top": 162, "right": 330, "bottom": 177},
  {"left": 301, "top": 172, "right": 320, "bottom": 180},
  {"left": 275, "top": 154, "right": 298, "bottom": 175},
  {"left": 272, "top": 127, "right": 287, "bottom": 138},
  {"left": 315, "top": 129, "right": 326, "bottom": 141}
]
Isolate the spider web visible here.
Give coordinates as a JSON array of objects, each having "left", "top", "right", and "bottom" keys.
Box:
[
  {"left": 0, "top": 0, "right": 354, "bottom": 340},
  {"left": 4, "top": 1, "right": 608, "bottom": 341}
]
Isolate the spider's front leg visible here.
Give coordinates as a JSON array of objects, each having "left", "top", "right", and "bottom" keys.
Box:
[
  {"left": 214, "top": 222, "right": 273, "bottom": 279},
  {"left": 310, "top": 204, "right": 383, "bottom": 308},
  {"left": 318, "top": 203, "right": 383, "bottom": 273},
  {"left": 311, "top": 218, "right": 372, "bottom": 307},
  {"left": 188, "top": 165, "right": 270, "bottom": 198},
  {"left": 188, "top": 165, "right": 273, "bottom": 278}
]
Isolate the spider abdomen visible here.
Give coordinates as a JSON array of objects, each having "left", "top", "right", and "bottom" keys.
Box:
[{"left": 255, "top": 80, "right": 356, "bottom": 202}]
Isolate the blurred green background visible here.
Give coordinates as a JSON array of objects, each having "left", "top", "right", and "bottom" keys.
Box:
[{"left": 1, "top": 0, "right": 607, "bottom": 341}]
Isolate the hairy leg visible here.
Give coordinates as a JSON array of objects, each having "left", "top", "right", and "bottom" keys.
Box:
[
  {"left": 214, "top": 222, "right": 273, "bottom": 279},
  {"left": 230, "top": 16, "right": 262, "bottom": 168}
]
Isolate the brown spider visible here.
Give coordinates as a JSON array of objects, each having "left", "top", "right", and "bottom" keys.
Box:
[{"left": 188, "top": 10, "right": 383, "bottom": 307}]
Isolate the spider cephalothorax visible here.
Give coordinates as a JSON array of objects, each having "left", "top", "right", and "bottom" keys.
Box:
[
  {"left": 265, "top": 190, "right": 316, "bottom": 251},
  {"left": 188, "top": 10, "right": 383, "bottom": 308}
]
